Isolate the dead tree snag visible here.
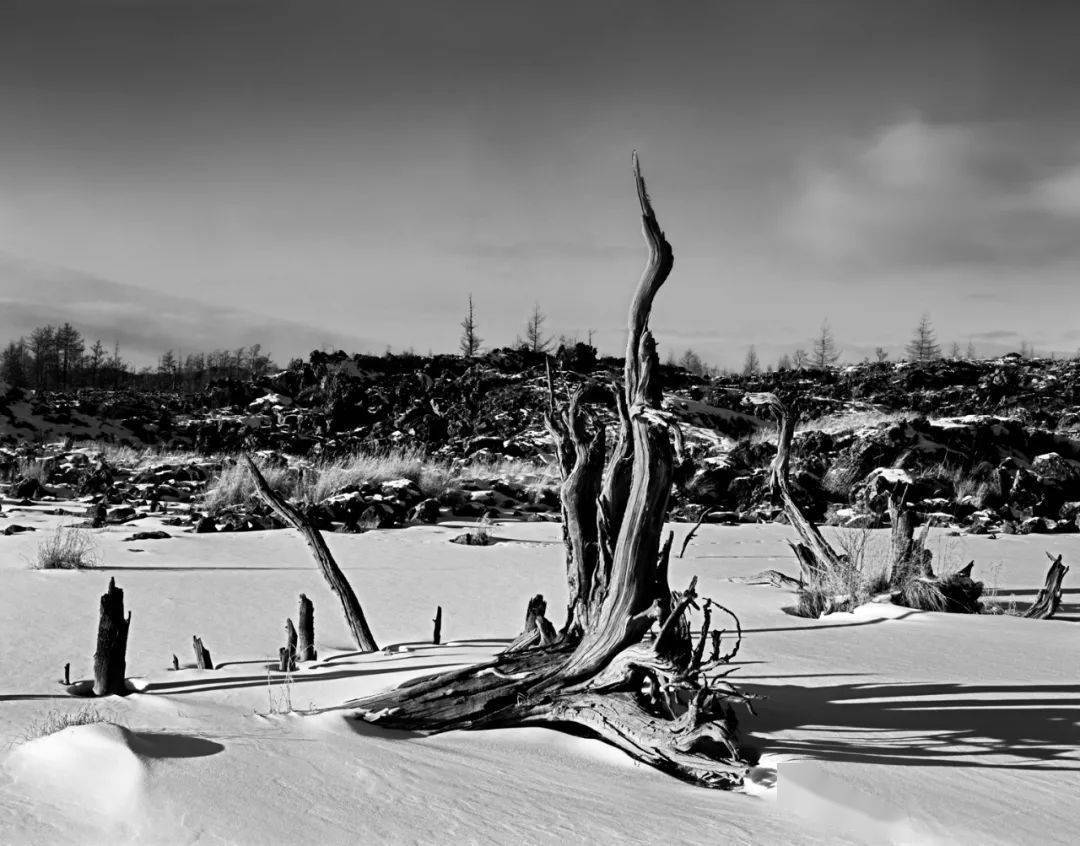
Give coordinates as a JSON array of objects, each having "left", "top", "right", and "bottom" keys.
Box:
[
  {"left": 747, "top": 393, "right": 983, "bottom": 615},
  {"left": 348, "top": 155, "right": 752, "bottom": 789},
  {"left": 93, "top": 578, "right": 130, "bottom": 696},
  {"left": 1024, "top": 553, "right": 1069, "bottom": 619},
  {"left": 298, "top": 594, "right": 317, "bottom": 661},
  {"left": 245, "top": 456, "right": 378, "bottom": 652}
]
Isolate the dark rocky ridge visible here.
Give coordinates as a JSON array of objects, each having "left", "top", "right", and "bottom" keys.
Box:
[{"left": 2, "top": 349, "right": 1080, "bottom": 536}]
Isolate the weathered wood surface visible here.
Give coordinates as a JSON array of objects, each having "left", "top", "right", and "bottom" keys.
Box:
[{"left": 93, "top": 578, "right": 130, "bottom": 696}]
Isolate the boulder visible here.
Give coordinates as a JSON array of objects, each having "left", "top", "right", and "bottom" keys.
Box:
[{"left": 407, "top": 498, "right": 442, "bottom": 524}]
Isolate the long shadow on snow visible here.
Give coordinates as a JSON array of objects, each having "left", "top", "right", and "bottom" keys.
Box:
[
  {"left": 745, "top": 680, "right": 1080, "bottom": 771},
  {"left": 745, "top": 611, "right": 917, "bottom": 634},
  {"left": 993, "top": 587, "right": 1080, "bottom": 621},
  {"left": 95, "top": 565, "right": 309, "bottom": 572},
  {"left": 145, "top": 663, "right": 452, "bottom": 696}
]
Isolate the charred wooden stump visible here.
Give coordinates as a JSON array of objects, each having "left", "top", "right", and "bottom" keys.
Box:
[
  {"left": 1024, "top": 553, "right": 1069, "bottom": 619},
  {"left": 278, "top": 646, "right": 297, "bottom": 673},
  {"left": 93, "top": 578, "right": 131, "bottom": 696},
  {"left": 432, "top": 606, "right": 442, "bottom": 645},
  {"left": 192, "top": 635, "right": 213, "bottom": 670},
  {"left": 297, "top": 594, "right": 316, "bottom": 661}
]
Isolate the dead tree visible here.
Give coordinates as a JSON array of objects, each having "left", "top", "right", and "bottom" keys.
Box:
[
  {"left": 347, "top": 156, "right": 752, "bottom": 789},
  {"left": 743, "top": 392, "right": 845, "bottom": 584},
  {"left": 746, "top": 393, "right": 983, "bottom": 614},
  {"left": 432, "top": 606, "right": 442, "bottom": 645},
  {"left": 1024, "top": 553, "right": 1069, "bottom": 619},
  {"left": 245, "top": 456, "right": 378, "bottom": 652},
  {"left": 298, "top": 594, "right": 317, "bottom": 660},
  {"left": 93, "top": 578, "right": 130, "bottom": 696},
  {"left": 192, "top": 635, "right": 213, "bottom": 670}
]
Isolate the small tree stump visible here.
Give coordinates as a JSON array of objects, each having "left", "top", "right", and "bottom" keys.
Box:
[
  {"left": 171, "top": 654, "right": 179, "bottom": 671},
  {"left": 286, "top": 618, "right": 298, "bottom": 656},
  {"left": 1024, "top": 553, "right": 1069, "bottom": 619},
  {"left": 62, "top": 662, "right": 71, "bottom": 686},
  {"left": 279, "top": 646, "right": 297, "bottom": 672},
  {"left": 297, "top": 594, "right": 316, "bottom": 661},
  {"left": 93, "top": 578, "right": 131, "bottom": 696},
  {"left": 192, "top": 635, "right": 213, "bottom": 670},
  {"left": 432, "top": 606, "right": 442, "bottom": 645}
]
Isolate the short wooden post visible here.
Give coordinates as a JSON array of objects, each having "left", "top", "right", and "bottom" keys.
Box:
[
  {"left": 93, "top": 578, "right": 131, "bottom": 696},
  {"left": 171, "top": 654, "right": 179, "bottom": 670},
  {"left": 432, "top": 606, "right": 443, "bottom": 645},
  {"left": 62, "top": 662, "right": 71, "bottom": 685},
  {"left": 297, "top": 595, "right": 316, "bottom": 661},
  {"left": 192, "top": 635, "right": 213, "bottom": 670}
]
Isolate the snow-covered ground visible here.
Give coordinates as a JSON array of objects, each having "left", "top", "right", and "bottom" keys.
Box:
[{"left": 0, "top": 506, "right": 1077, "bottom": 844}]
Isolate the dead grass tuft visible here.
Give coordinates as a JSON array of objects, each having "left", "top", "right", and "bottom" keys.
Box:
[{"left": 33, "top": 526, "right": 99, "bottom": 570}]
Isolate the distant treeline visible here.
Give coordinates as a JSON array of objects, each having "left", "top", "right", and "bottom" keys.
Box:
[{"left": 0, "top": 323, "right": 276, "bottom": 392}]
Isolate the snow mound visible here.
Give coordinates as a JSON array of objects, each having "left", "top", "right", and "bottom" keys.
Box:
[
  {"left": 7, "top": 723, "right": 149, "bottom": 826},
  {"left": 5, "top": 722, "right": 224, "bottom": 839}
]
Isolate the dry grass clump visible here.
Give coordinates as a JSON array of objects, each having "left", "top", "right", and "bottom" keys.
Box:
[
  {"left": 299, "top": 448, "right": 452, "bottom": 503},
  {"left": 15, "top": 457, "right": 48, "bottom": 483},
  {"left": 24, "top": 705, "right": 112, "bottom": 740},
  {"left": 33, "top": 526, "right": 99, "bottom": 570},
  {"left": 202, "top": 458, "right": 294, "bottom": 515},
  {"left": 791, "top": 527, "right": 884, "bottom": 617},
  {"left": 791, "top": 526, "right": 981, "bottom": 617},
  {"left": 200, "top": 447, "right": 555, "bottom": 513}
]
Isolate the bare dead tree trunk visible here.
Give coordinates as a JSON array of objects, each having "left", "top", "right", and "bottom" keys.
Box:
[
  {"left": 887, "top": 491, "right": 933, "bottom": 587},
  {"left": 93, "top": 578, "right": 130, "bottom": 696},
  {"left": 432, "top": 606, "right": 442, "bottom": 645},
  {"left": 244, "top": 456, "right": 378, "bottom": 652},
  {"left": 347, "top": 155, "right": 752, "bottom": 789},
  {"left": 744, "top": 392, "right": 844, "bottom": 582},
  {"left": 298, "top": 594, "right": 316, "bottom": 661},
  {"left": 1024, "top": 553, "right": 1069, "bottom": 619}
]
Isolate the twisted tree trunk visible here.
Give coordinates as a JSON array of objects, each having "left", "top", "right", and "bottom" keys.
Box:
[{"left": 348, "top": 155, "right": 752, "bottom": 788}]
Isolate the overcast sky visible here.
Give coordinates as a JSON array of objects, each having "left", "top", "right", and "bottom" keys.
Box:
[{"left": 2, "top": 0, "right": 1079, "bottom": 367}]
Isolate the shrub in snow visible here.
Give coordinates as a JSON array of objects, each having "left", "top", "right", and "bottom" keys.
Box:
[{"left": 33, "top": 526, "right": 99, "bottom": 570}]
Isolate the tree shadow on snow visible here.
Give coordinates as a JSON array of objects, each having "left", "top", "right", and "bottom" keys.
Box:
[
  {"left": 745, "top": 681, "right": 1080, "bottom": 771},
  {"left": 128, "top": 730, "right": 224, "bottom": 759},
  {"left": 144, "top": 663, "right": 453, "bottom": 696},
  {"left": 992, "top": 587, "right": 1080, "bottom": 621}
]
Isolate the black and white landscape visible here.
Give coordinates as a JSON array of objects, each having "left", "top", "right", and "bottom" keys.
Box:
[{"left": 1, "top": 3, "right": 1079, "bottom": 845}]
